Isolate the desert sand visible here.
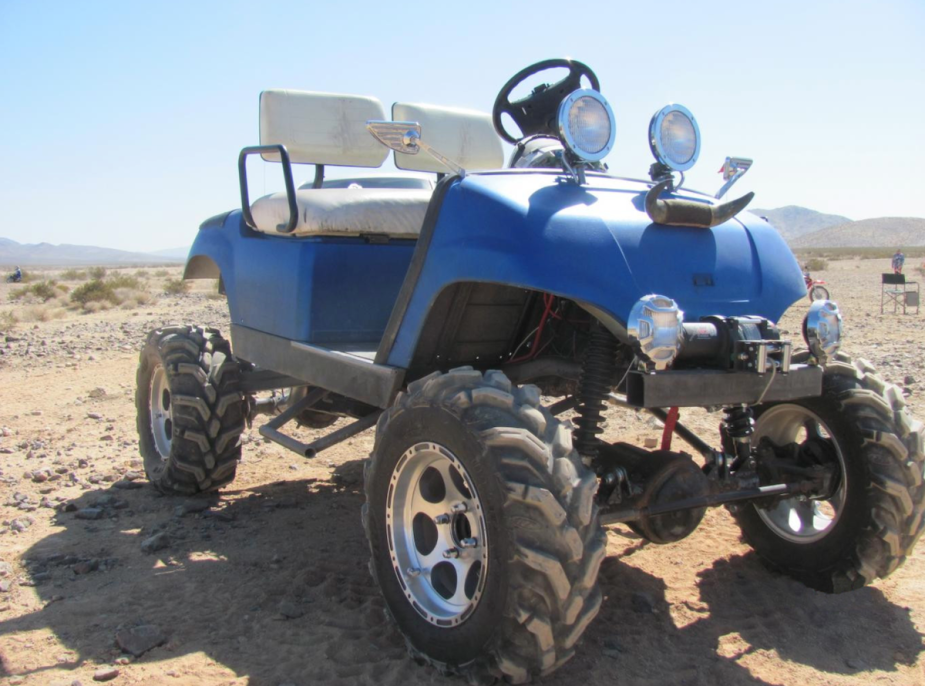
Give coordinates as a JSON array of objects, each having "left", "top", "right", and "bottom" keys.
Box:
[{"left": 1, "top": 257, "right": 924, "bottom": 685}]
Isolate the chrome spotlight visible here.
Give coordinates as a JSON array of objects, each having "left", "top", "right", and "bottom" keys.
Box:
[
  {"left": 627, "top": 295, "right": 684, "bottom": 370},
  {"left": 803, "top": 300, "right": 843, "bottom": 364}
]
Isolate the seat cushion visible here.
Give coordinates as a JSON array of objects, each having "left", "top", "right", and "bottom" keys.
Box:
[{"left": 250, "top": 188, "right": 432, "bottom": 238}]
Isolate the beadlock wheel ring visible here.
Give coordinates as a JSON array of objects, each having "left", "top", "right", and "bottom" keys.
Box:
[
  {"left": 149, "top": 364, "right": 172, "bottom": 460},
  {"left": 754, "top": 404, "right": 847, "bottom": 543},
  {"left": 387, "top": 442, "right": 488, "bottom": 627}
]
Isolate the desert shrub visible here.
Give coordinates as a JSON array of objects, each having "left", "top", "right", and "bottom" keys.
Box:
[
  {"left": 20, "top": 304, "right": 66, "bottom": 322},
  {"left": 10, "top": 280, "right": 59, "bottom": 302},
  {"left": 116, "top": 288, "right": 155, "bottom": 309},
  {"left": 163, "top": 278, "right": 189, "bottom": 295},
  {"left": 0, "top": 310, "right": 17, "bottom": 330},
  {"left": 135, "top": 269, "right": 149, "bottom": 277},
  {"left": 154, "top": 269, "right": 170, "bottom": 277},
  {"left": 60, "top": 268, "right": 88, "bottom": 281},
  {"left": 107, "top": 273, "right": 141, "bottom": 289},
  {"left": 804, "top": 257, "right": 828, "bottom": 272},
  {"left": 82, "top": 300, "right": 112, "bottom": 313},
  {"left": 70, "top": 279, "right": 119, "bottom": 305},
  {"left": 88, "top": 266, "right": 107, "bottom": 280},
  {"left": 56, "top": 283, "right": 70, "bottom": 293}
]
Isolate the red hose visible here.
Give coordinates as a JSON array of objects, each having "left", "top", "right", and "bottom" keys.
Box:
[{"left": 660, "top": 406, "right": 680, "bottom": 451}]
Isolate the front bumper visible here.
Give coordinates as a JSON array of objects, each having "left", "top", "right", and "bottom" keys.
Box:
[{"left": 625, "top": 363, "right": 823, "bottom": 408}]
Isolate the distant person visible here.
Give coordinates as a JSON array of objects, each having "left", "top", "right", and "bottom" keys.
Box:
[
  {"left": 893, "top": 249, "right": 906, "bottom": 274},
  {"left": 7, "top": 266, "right": 22, "bottom": 283}
]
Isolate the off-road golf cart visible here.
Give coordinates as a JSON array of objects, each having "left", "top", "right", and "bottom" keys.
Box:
[{"left": 136, "top": 59, "right": 925, "bottom": 683}]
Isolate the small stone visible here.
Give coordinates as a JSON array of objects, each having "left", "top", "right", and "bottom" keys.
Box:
[
  {"left": 140, "top": 533, "right": 169, "bottom": 554},
  {"left": 73, "top": 559, "right": 100, "bottom": 574},
  {"left": 32, "top": 471, "right": 49, "bottom": 483},
  {"left": 115, "top": 624, "right": 167, "bottom": 657},
  {"left": 93, "top": 667, "right": 120, "bottom": 681},
  {"left": 0, "top": 579, "right": 11, "bottom": 593},
  {"left": 846, "top": 657, "right": 867, "bottom": 670},
  {"left": 0, "top": 561, "right": 12, "bottom": 577},
  {"left": 88, "top": 387, "right": 107, "bottom": 399},
  {"left": 75, "top": 507, "right": 104, "bottom": 521},
  {"left": 643, "top": 437, "right": 659, "bottom": 449},
  {"left": 180, "top": 499, "right": 212, "bottom": 514},
  {"left": 631, "top": 591, "right": 656, "bottom": 614},
  {"left": 123, "top": 470, "right": 144, "bottom": 481},
  {"left": 87, "top": 412, "right": 103, "bottom": 420},
  {"left": 113, "top": 480, "right": 143, "bottom": 490},
  {"left": 278, "top": 599, "right": 304, "bottom": 619},
  {"left": 10, "top": 519, "right": 30, "bottom": 532},
  {"left": 904, "top": 375, "right": 915, "bottom": 385}
]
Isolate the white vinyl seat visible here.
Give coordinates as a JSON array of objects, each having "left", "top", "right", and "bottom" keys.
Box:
[
  {"left": 250, "top": 187, "right": 432, "bottom": 238},
  {"left": 250, "top": 90, "right": 502, "bottom": 239}
]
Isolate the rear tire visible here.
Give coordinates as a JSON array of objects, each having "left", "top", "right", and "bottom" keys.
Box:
[
  {"left": 363, "top": 368, "right": 605, "bottom": 683},
  {"left": 810, "top": 285, "right": 829, "bottom": 301},
  {"left": 136, "top": 325, "right": 246, "bottom": 494},
  {"left": 734, "top": 353, "right": 925, "bottom": 592}
]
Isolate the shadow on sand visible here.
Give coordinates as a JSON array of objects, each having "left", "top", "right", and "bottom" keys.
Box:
[{"left": 1, "top": 462, "right": 922, "bottom": 685}]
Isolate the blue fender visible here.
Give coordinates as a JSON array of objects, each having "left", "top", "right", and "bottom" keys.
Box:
[{"left": 386, "top": 172, "right": 805, "bottom": 368}]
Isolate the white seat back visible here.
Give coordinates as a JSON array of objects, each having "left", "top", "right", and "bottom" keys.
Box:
[
  {"left": 259, "top": 90, "right": 389, "bottom": 167},
  {"left": 392, "top": 102, "right": 503, "bottom": 173}
]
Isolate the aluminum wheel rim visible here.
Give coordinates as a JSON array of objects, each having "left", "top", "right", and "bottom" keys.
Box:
[
  {"left": 754, "top": 404, "right": 846, "bottom": 543},
  {"left": 387, "top": 442, "right": 488, "bottom": 627},
  {"left": 149, "top": 364, "right": 172, "bottom": 459}
]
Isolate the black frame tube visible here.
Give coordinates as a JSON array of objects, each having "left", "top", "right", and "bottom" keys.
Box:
[{"left": 238, "top": 144, "right": 298, "bottom": 234}]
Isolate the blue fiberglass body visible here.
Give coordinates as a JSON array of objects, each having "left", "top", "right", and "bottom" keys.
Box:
[
  {"left": 187, "top": 170, "right": 806, "bottom": 368},
  {"left": 384, "top": 171, "right": 806, "bottom": 367}
]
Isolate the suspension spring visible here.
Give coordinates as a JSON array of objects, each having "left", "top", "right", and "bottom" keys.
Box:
[
  {"left": 723, "top": 405, "right": 755, "bottom": 470},
  {"left": 573, "top": 325, "right": 620, "bottom": 460}
]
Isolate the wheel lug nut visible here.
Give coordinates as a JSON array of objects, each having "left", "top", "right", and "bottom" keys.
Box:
[
  {"left": 460, "top": 538, "right": 478, "bottom": 548},
  {"left": 434, "top": 514, "right": 451, "bottom": 525},
  {"left": 443, "top": 548, "right": 459, "bottom": 559},
  {"left": 451, "top": 502, "right": 468, "bottom": 514}
]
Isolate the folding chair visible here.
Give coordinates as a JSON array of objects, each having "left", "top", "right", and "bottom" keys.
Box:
[{"left": 881, "top": 273, "right": 920, "bottom": 314}]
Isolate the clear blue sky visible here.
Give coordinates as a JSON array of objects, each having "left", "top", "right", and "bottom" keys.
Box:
[{"left": 1, "top": 0, "right": 922, "bottom": 252}]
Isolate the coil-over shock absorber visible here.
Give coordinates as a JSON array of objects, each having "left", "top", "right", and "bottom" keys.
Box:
[
  {"left": 722, "top": 404, "right": 756, "bottom": 471},
  {"left": 573, "top": 324, "right": 620, "bottom": 460}
]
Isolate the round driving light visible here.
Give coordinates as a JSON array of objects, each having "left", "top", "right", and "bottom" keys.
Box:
[
  {"left": 627, "top": 294, "right": 684, "bottom": 370},
  {"left": 802, "top": 300, "right": 843, "bottom": 364},
  {"left": 649, "top": 104, "right": 700, "bottom": 172},
  {"left": 557, "top": 89, "right": 616, "bottom": 162}
]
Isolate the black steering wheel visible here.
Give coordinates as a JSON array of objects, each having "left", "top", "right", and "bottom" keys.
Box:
[{"left": 492, "top": 58, "right": 601, "bottom": 144}]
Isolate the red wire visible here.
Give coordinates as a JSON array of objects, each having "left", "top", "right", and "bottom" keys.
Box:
[{"left": 510, "top": 294, "right": 555, "bottom": 363}]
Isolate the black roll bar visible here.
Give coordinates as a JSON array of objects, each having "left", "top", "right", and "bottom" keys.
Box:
[{"left": 237, "top": 144, "right": 299, "bottom": 234}]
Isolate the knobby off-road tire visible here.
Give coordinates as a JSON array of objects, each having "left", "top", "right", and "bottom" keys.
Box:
[
  {"left": 136, "top": 325, "right": 246, "bottom": 494},
  {"left": 809, "top": 285, "right": 830, "bottom": 301},
  {"left": 734, "top": 352, "right": 925, "bottom": 592},
  {"left": 363, "top": 368, "right": 606, "bottom": 683}
]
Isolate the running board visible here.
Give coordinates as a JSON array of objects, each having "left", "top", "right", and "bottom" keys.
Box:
[{"left": 258, "top": 388, "right": 382, "bottom": 458}]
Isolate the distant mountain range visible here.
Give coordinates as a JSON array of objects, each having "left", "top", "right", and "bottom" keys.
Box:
[
  {"left": 751, "top": 206, "right": 851, "bottom": 241},
  {"left": 751, "top": 207, "right": 925, "bottom": 248},
  {"left": 0, "top": 238, "right": 188, "bottom": 266}
]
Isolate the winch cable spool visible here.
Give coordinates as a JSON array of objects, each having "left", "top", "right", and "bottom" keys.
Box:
[{"left": 573, "top": 324, "right": 620, "bottom": 459}]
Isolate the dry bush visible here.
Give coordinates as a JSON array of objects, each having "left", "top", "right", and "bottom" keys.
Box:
[
  {"left": 154, "top": 269, "right": 170, "bottom": 277},
  {"left": 116, "top": 288, "right": 156, "bottom": 310},
  {"left": 88, "top": 266, "right": 107, "bottom": 280},
  {"left": 20, "top": 304, "right": 67, "bottom": 322},
  {"left": 10, "top": 281, "right": 59, "bottom": 303},
  {"left": 135, "top": 269, "right": 149, "bottom": 277},
  {"left": 163, "top": 278, "right": 189, "bottom": 295},
  {"left": 70, "top": 279, "right": 119, "bottom": 306},
  {"left": 59, "top": 268, "right": 88, "bottom": 281},
  {"left": 0, "top": 310, "right": 17, "bottom": 330},
  {"left": 56, "top": 283, "right": 69, "bottom": 293},
  {"left": 804, "top": 257, "right": 828, "bottom": 271},
  {"left": 82, "top": 300, "right": 113, "bottom": 314},
  {"left": 107, "top": 273, "right": 142, "bottom": 289}
]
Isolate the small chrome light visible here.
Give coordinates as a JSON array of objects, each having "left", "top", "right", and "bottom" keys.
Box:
[
  {"left": 649, "top": 104, "right": 700, "bottom": 172},
  {"left": 803, "top": 300, "right": 843, "bottom": 364},
  {"left": 557, "top": 89, "right": 616, "bottom": 163},
  {"left": 627, "top": 295, "right": 684, "bottom": 370}
]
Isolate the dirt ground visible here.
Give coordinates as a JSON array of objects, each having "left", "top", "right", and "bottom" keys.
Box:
[{"left": 1, "top": 257, "right": 924, "bottom": 686}]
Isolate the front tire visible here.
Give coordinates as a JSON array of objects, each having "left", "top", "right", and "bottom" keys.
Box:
[
  {"left": 810, "top": 284, "right": 830, "bottom": 301},
  {"left": 136, "top": 325, "right": 247, "bottom": 494},
  {"left": 734, "top": 354, "right": 925, "bottom": 592},
  {"left": 363, "top": 368, "right": 605, "bottom": 683}
]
